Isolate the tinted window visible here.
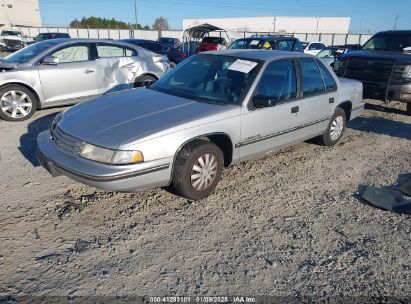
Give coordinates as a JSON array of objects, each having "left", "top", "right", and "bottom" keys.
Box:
[
  {"left": 230, "top": 39, "right": 264, "bottom": 49},
  {"left": 293, "top": 40, "right": 303, "bottom": 52},
  {"left": 362, "top": 34, "right": 411, "bottom": 52},
  {"left": 275, "top": 41, "right": 291, "bottom": 51},
  {"left": 97, "top": 44, "right": 136, "bottom": 57},
  {"left": 299, "top": 58, "right": 325, "bottom": 96},
  {"left": 52, "top": 45, "right": 89, "bottom": 63},
  {"left": 202, "top": 37, "right": 225, "bottom": 44},
  {"left": 309, "top": 43, "right": 326, "bottom": 50},
  {"left": 317, "top": 60, "right": 337, "bottom": 91},
  {"left": 257, "top": 59, "right": 297, "bottom": 102}
]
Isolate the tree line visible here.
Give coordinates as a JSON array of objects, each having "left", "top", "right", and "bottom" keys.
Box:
[{"left": 69, "top": 16, "right": 170, "bottom": 31}]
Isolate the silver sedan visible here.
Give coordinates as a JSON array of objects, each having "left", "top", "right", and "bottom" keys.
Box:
[
  {"left": 37, "top": 50, "right": 364, "bottom": 200},
  {"left": 0, "top": 38, "right": 169, "bottom": 121}
]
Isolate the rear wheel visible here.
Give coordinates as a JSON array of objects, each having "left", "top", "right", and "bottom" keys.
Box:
[
  {"left": 134, "top": 75, "right": 157, "bottom": 87},
  {"left": 407, "top": 103, "right": 411, "bottom": 116},
  {"left": 171, "top": 139, "right": 223, "bottom": 200},
  {"left": 0, "top": 85, "right": 38, "bottom": 121},
  {"left": 317, "top": 108, "right": 347, "bottom": 146}
]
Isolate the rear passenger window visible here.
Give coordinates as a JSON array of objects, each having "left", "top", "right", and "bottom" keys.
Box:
[
  {"left": 293, "top": 41, "right": 303, "bottom": 52},
  {"left": 299, "top": 58, "right": 325, "bottom": 96},
  {"left": 257, "top": 59, "right": 297, "bottom": 102},
  {"left": 317, "top": 60, "right": 337, "bottom": 91},
  {"left": 97, "top": 44, "right": 136, "bottom": 58}
]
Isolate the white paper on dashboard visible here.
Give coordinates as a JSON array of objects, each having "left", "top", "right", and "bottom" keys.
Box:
[
  {"left": 228, "top": 59, "right": 258, "bottom": 73},
  {"left": 249, "top": 40, "right": 260, "bottom": 45}
]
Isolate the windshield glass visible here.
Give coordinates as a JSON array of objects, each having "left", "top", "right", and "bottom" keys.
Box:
[
  {"left": 230, "top": 39, "right": 265, "bottom": 49},
  {"left": 1, "top": 31, "right": 21, "bottom": 36},
  {"left": 150, "top": 54, "right": 261, "bottom": 105},
  {"left": 363, "top": 34, "right": 411, "bottom": 51},
  {"left": 5, "top": 40, "right": 60, "bottom": 64},
  {"left": 317, "top": 48, "right": 336, "bottom": 57}
]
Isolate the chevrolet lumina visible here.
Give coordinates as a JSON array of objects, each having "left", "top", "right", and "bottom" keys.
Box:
[{"left": 37, "top": 50, "right": 363, "bottom": 200}]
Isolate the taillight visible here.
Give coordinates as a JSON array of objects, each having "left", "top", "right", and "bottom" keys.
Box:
[{"left": 177, "top": 51, "right": 186, "bottom": 59}]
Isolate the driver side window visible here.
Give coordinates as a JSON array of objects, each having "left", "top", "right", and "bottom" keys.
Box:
[
  {"left": 256, "top": 59, "right": 297, "bottom": 102},
  {"left": 51, "top": 45, "right": 89, "bottom": 63}
]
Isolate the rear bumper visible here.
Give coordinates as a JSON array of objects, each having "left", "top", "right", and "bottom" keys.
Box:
[{"left": 37, "top": 131, "right": 173, "bottom": 192}]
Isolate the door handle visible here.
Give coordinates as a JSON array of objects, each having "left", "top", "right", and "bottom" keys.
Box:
[
  {"left": 329, "top": 97, "right": 335, "bottom": 104},
  {"left": 291, "top": 106, "right": 299, "bottom": 114},
  {"left": 84, "top": 69, "right": 95, "bottom": 74}
]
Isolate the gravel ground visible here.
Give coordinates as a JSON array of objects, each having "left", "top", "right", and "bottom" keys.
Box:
[{"left": 0, "top": 99, "right": 410, "bottom": 300}]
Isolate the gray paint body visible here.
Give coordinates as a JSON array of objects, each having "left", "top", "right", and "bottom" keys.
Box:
[{"left": 37, "top": 50, "right": 364, "bottom": 192}]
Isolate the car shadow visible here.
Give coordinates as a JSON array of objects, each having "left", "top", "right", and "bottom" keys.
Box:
[
  {"left": 19, "top": 112, "right": 60, "bottom": 167},
  {"left": 348, "top": 116, "right": 411, "bottom": 141},
  {"left": 364, "top": 102, "right": 406, "bottom": 115}
]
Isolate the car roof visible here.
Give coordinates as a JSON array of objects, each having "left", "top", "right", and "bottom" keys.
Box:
[
  {"left": 122, "top": 38, "right": 157, "bottom": 43},
  {"left": 202, "top": 49, "right": 313, "bottom": 61},
  {"left": 36, "top": 38, "right": 138, "bottom": 46},
  {"left": 373, "top": 30, "right": 411, "bottom": 36}
]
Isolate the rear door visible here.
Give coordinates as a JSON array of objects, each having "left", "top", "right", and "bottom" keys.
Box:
[
  {"left": 240, "top": 59, "right": 301, "bottom": 158},
  {"left": 296, "top": 57, "right": 337, "bottom": 137},
  {"left": 38, "top": 43, "right": 97, "bottom": 104},
  {"left": 94, "top": 43, "right": 140, "bottom": 94}
]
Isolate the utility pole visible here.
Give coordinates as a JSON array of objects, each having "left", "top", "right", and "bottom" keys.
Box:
[
  {"left": 134, "top": 0, "right": 138, "bottom": 30},
  {"left": 393, "top": 14, "right": 399, "bottom": 30}
]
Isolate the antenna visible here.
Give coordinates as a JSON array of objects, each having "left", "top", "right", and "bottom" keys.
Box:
[{"left": 393, "top": 14, "right": 399, "bottom": 30}]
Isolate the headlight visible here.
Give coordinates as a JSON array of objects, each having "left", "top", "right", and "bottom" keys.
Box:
[
  {"left": 79, "top": 143, "right": 144, "bottom": 165},
  {"left": 402, "top": 65, "right": 411, "bottom": 78},
  {"left": 80, "top": 143, "right": 115, "bottom": 163},
  {"left": 112, "top": 150, "right": 144, "bottom": 164}
]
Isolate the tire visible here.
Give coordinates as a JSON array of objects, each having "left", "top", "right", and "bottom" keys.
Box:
[
  {"left": 169, "top": 61, "right": 177, "bottom": 68},
  {"left": 0, "top": 84, "right": 38, "bottom": 122},
  {"left": 171, "top": 139, "right": 224, "bottom": 200},
  {"left": 134, "top": 74, "right": 157, "bottom": 87},
  {"left": 317, "top": 108, "right": 347, "bottom": 146},
  {"left": 407, "top": 103, "right": 411, "bottom": 116}
]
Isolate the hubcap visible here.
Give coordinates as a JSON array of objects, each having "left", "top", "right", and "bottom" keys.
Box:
[
  {"left": 1, "top": 90, "right": 32, "bottom": 119},
  {"left": 190, "top": 153, "right": 218, "bottom": 191},
  {"left": 330, "top": 116, "right": 344, "bottom": 141}
]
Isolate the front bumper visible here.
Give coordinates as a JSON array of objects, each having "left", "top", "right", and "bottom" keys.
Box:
[
  {"left": 362, "top": 82, "right": 411, "bottom": 103},
  {"left": 37, "top": 131, "right": 173, "bottom": 192}
]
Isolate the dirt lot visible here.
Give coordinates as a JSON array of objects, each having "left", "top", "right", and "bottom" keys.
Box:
[{"left": 1, "top": 100, "right": 410, "bottom": 300}]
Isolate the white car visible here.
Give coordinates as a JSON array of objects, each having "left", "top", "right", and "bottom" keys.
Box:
[{"left": 302, "top": 41, "right": 327, "bottom": 56}]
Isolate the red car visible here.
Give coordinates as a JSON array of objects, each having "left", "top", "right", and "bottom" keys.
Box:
[{"left": 196, "top": 37, "right": 227, "bottom": 53}]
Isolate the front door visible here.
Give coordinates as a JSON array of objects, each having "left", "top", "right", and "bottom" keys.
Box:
[
  {"left": 38, "top": 43, "right": 98, "bottom": 104},
  {"left": 240, "top": 59, "right": 302, "bottom": 159}
]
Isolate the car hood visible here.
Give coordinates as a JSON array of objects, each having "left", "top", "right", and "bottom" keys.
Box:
[
  {"left": 0, "top": 58, "right": 17, "bottom": 70},
  {"left": 342, "top": 50, "right": 411, "bottom": 62},
  {"left": 58, "top": 88, "right": 239, "bottom": 149}
]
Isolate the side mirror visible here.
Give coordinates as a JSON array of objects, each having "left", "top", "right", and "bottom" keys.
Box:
[
  {"left": 42, "top": 55, "right": 59, "bottom": 65},
  {"left": 252, "top": 95, "right": 277, "bottom": 108}
]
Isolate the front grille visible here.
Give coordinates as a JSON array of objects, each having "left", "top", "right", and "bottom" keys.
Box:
[
  {"left": 3, "top": 39, "right": 22, "bottom": 46},
  {"left": 51, "top": 126, "right": 84, "bottom": 156},
  {"left": 343, "top": 57, "right": 394, "bottom": 83}
]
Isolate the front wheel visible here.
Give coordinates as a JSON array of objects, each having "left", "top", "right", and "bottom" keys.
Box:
[
  {"left": 171, "top": 140, "right": 224, "bottom": 200},
  {"left": 317, "top": 108, "right": 347, "bottom": 146},
  {"left": 0, "top": 85, "right": 38, "bottom": 121}
]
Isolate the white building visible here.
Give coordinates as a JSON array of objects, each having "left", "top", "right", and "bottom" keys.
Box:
[
  {"left": 0, "top": 0, "right": 41, "bottom": 28},
  {"left": 183, "top": 16, "right": 350, "bottom": 34}
]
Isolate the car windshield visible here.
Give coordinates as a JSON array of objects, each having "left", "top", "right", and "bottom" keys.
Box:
[
  {"left": 150, "top": 54, "right": 261, "bottom": 105},
  {"left": 362, "top": 34, "right": 411, "bottom": 52},
  {"left": 317, "top": 48, "right": 336, "bottom": 58},
  {"left": 5, "top": 40, "right": 60, "bottom": 64},
  {"left": 202, "top": 37, "right": 225, "bottom": 44},
  {"left": 230, "top": 39, "right": 264, "bottom": 49},
  {"left": 1, "top": 31, "right": 21, "bottom": 36}
]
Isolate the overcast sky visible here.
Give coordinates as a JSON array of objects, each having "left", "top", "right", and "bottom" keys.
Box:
[{"left": 39, "top": 0, "right": 410, "bottom": 32}]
